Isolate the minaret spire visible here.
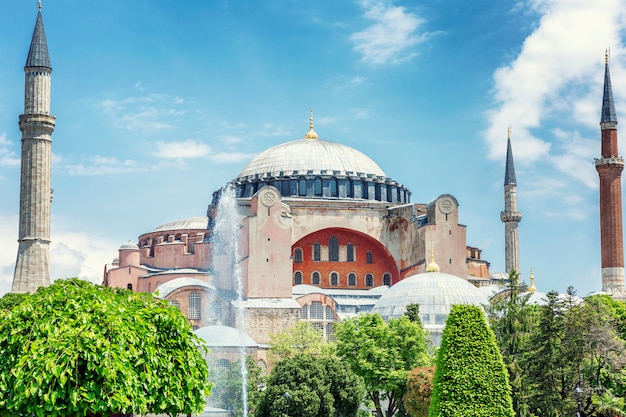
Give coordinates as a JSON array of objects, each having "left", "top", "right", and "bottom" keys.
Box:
[
  {"left": 596, "top": 50, "right": 625, "bottom": 298},
  {"left": 501, "top": 127, "right": 522, "bottom": 275},
  {"left": 12, "top": 5, "right": 55, "bottom": 293}
]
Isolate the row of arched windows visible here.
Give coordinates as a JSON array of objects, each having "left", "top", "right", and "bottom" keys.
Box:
[
  {"left": 168, "top": 292, "right": 223, "bottom": 323},
  {"left": 294, "top": 271, "right": 392, "bottom": 287},
  {"left": 293, "top": 240, "right": 373, "bottom": 263}
]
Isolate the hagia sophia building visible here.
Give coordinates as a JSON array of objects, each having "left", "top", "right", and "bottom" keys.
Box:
[{"left": 10, "top": 3, "right": 626, "bottom": 373}]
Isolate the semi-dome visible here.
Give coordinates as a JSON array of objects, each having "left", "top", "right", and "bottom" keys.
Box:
[
  {"left": 237, "top": 138, "right": 386, "bottom": 181},
  {"left": 371, "top": 270, "right": 489, "bottom": 346}
]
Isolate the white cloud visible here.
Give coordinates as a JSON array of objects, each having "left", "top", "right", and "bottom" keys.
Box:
[
  {"left": 153, "top": 140, "right": 212, "bottom": 159},
  {"left": 64, "top": 155, "right": 145, "bottom": 176},
  {"left": 0, "top": 133, "right": 20, "bottom": 167},
  {"left": 485, "top": 0, "right": 626, "bottom": 168},
  {"left": 100, "top": 93, "right": 185, "bottom": 134},
  {"left": 0, "top": 213, "right": 120, "bottom": 297},
  {"left": 351, "top": 0, "right": 434, "bottom": 65}
]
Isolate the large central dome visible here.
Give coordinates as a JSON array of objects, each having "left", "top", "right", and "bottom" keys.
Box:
[
  {"left": 237, "top": 137, "right": 386, "bottom": 181},
  {"left": 232, "top": 113, "right": 410, "bottom": 204}
]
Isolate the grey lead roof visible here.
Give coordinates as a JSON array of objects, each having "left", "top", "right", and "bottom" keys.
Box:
[
  {"left": 601, "top": 62, "right": 617, "bottom": 124},
  {"left": 25, "top": 10, "right": 51, "bottom": 69},
  {"left": 504, "top": 137, "right": 517, "bottom": 186}
]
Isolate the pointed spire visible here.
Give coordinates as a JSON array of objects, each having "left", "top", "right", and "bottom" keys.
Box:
[
  {"left": 25, "top": 3, "right": 51, "bottom": 69},
  {"left": 601, "top": 49, "right": 617, "bottom": 126},
  {"left": 528, "top": 266, "right": 537, "bottom": 292},
  {"left": 425, "top": 245, "right": 440, "bottom": 273},
  {"left": 304, "top": 108, "right": 319, "bottom": 139},
  {"left": 504, "top": 126, "right": 517, "bottom": 185}
]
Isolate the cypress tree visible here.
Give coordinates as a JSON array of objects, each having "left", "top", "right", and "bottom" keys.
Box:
[{"left": 429, "top": 304, "right": 514, "bottom": 417}]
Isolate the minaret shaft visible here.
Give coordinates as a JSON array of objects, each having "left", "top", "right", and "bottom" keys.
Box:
[{"left": 12, "top": 8, "right": 55, "bottom": 293}]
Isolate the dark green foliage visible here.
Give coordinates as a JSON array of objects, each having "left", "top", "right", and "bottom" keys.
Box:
[
  {"left": 335, "top": 313, "right": 430, "bottom": 417},
  {"left": 405, "top": 303, "right": 423, "bottom": 326},
  {"left": 0, "top": 291, "right": 30, "bottom": 311},
  {"left": 255, "top": 354, "right": 365, "bottom": 417},
  {"left": 0, "top": 279, "right": 211, "bottom": 417},
  {"left": 430, "top": 304, "right": 514, "bottom": 417},
  {"left": 209, "top": 356, "right": 263, "bottom": 417}
]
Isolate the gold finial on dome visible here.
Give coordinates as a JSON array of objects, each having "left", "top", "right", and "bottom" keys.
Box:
[
  {"left": 507, "top": 126, "right": 511, "bottom": 139},
  {"left": 528, "top": 266, "right": 537, "bottom": 292},
  {"left": 425, "top": 245, "right": 440, "bottom": 273},
  {"left": 606, "top": 47, "right": 610, "bottom": 65},
  {"left": 304, "top": 108, "right": 319, "bottom": 140}
]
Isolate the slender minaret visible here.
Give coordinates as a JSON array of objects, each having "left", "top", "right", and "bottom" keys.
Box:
[
  {"left": 501, "top": 127, "right": 522, "bottom": 275},
  {"left": 12, "top": 2, "right": 55, "bottom": 293},
  {"left": 595, "top": 51, "right": 625, "bottom": 297}
]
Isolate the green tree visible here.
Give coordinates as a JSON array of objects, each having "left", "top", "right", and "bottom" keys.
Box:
[
  {"left": 335, "top": 313, "right": 430, "bottom": 417},
  {"left": 404, "top": 303, "right": 423, "bottom": 326},
  {"left": 429, "top": 304, "right": 514, "bottom": 417},
  {"left": 209, "top": 356, "right": 263, "bottom": 417},
  {"left": 403, "top": 365, "right": 435, "bottom": 417},
  {"left": 0, "top": 278, "right": 211, "bottom": 417},
  {"left": 486, "top": 270, "right": 538, "bottom": 417},
  {"left": 0, "top": 291, "right": 30, "bottom": 311},
  {"left": 268, "top": 320, "right": 333, "bottom": 364},
  {"left": 255, "top": 354, "right": 365, "bottom": 417}
]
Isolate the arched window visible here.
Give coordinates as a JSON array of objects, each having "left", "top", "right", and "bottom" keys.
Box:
[
  {"left": 314, "top": 178, "right": 322, "bottom": 196},
  {"left": 325, "top": 305, "right": 334, "bottom": 320},
  {"left": 294, "top": 248, "right": 303, "bottom": 263},
  {"left": 348, "top": 273, "right": 357, "bottom": 286},
  {"left": 188, "top": 292, "right": 201, "bottom": 320},
  {"left": 257, "top": 360, "right": 267, "bottom": 376},
  {"left": 329, "top": 236, "right": 339, "bottom": 261},
  {"left": 169, "top": 300, "right": 180, "bottom": 309},
  {"left": 365, "top": 273, "right": 374, "bottom": 287},
  {"left": 313, "top": 242, "right": 321, "bottom": 261},
  {"left": 216, "top": 359, "right": 231, "bottom": 372},
  {"left": 127, "top": 283, "right": 133, "bottom": 290},
  {"left": 347, "top": 243, "right": 354, "bottom": 262},
  {"left": 330, "top": 272, "right": 338, "bottom": 286},
  {"left": 310, "top": 301, "right": 324, "bottom": 319},
  {"left": 383, "top": 273, "right": 392, "bottom": 286},
  {"left": 300, "top": 305, "right": 308, "bottom": 319},
  {"left": 312, "top": 272, "right": 321, "bottom": 285},
  {"left": 294, "top": 271, "right": 303, "bottom": 285},
  {"left": 329, "top": 179, "right": 337, "bottom": 197},
  {"left": 299, "top": 178, "right": 307, "bottom": 196},
  {"left": 366, "top": 250, "right": 373, "bottom": 264}
]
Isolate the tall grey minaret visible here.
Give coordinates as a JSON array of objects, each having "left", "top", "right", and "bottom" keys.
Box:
[
  {"left": 500, "top": 128, "right": 522, "bottom": 275},
  {"left": 12, "top": 2, "right": 55, "bottom": 293}
]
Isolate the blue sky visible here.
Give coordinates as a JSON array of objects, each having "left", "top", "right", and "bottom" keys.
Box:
[{"left": 0, "top": 0, "right": 623, "bottom": 296}]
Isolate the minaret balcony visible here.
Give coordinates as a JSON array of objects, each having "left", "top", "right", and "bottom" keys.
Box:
[
  {"left": 595, "top": 156, "right": 625, "bottom": 167},
  {"left": 500, "top": 211, "right": 522, "bottom": 223}
]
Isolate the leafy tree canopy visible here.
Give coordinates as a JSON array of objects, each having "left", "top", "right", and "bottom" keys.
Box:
[
  {"left": 404, "top": 365, "right": 435, "bottom": 417},
  {"left": 334, "top": 313, "right": 430, "bottom": 417},
  {"left": 268, "top": 320, "right": 333, "bottom": 363},
  {"left": 0, "top": 291, "right": 30, "bottom": 311},
  {"left": 0, "top": 279, "right": 211, "bottom": 417},
  {"left": 430, "top": 304, "right": 514, "bottom": 417},
  {"left": 209, "top": 356, "right": 263, "bottom": 417},
  {"left": 255, "top": 354, "right": 365, "bottom": 417}
]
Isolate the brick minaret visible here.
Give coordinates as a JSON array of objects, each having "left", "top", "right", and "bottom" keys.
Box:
[
  {"left": 595, "top": 52, "right": 625, "bottom": 297},
  {"left": 501, "top": 128, "right": 522, "bottom": 275},
  {"left": 12, "top": 2, "right": 55, "bottom": 293}
]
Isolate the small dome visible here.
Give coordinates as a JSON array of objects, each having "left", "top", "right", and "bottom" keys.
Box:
[
  {"left": 194, "top": 325, "right": 258, "bottom": 347},
  {"left": 371, "top": 271, "right": 489, "bottom": 346},
  {"left": 118, "top": 241, "right": 138, "bottom": 251},
  {"left": 237, "top": 138, "right": 386, "bottom": 181},
  {"left": 152, "top": 216, "right": 209, "bottom": 232}
]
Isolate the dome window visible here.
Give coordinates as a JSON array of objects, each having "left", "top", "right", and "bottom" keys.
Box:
[
  {"left": 314, "top": 178, "right": 322, "bottom": 196},
  {"left": 383, "top": 273, "right": 392, "bottom": 286},
  {"left": 329, "top": 236, "right": 339, "bottom": 261},
  {"left": 313, "top": 243, "right": 321, "bottom": 261},
  {"left": 348, "top": 273, "right": 357, "bottom": 286},
  {"left": 347, "top": 243, "right": 354, "bottom": 262},
  {"left": 294, "top": 248, "right": 303, "bottom": 263},
  {"left": 330, "top": 272, "right": 339, "bottom": 286},
  {"left": 294, "top": 271, "right": 303, "bottom": 285},
  {"left": 365, "top": 274, "right": 374, "bottom": 287}
]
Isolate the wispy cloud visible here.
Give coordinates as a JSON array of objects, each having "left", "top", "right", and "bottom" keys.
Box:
[
  {"left": 351, "top": 0, "right": 435, "bottom": 65},
  {"left": 153, "top": 140, "right": 254, "bottom": 164},
  {"left": 100, "top": 93, "right": 185, "bottom": 134},
  {"left": 485, "top": 0, "right": 625, "bottom": 170},
  {"left": 64, "top": 155, "right": 146, "bottom": 176},
  {"left": 0, "top": 133, "right": 20, "bottom": 167}
]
